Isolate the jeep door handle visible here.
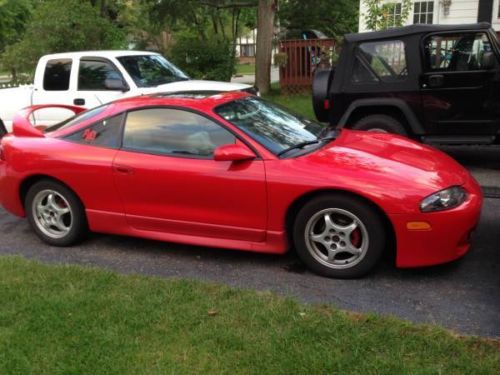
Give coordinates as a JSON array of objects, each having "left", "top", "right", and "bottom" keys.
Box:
[
  {"left": 74, "top": 98, "right": 85, "bottom": 106},
  {"left": 428, "top": 74, "right": 444, "bottom": 88}
]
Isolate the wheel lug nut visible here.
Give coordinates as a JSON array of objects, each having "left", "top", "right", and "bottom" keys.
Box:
[
  {"left": 324, "top": 236, "right": 330, "bottom": 241},
  {"left": 340, "top": 241, "right": 346, "bottom": 247},
  {"left": 329, "top": 229, "right": 335, "bottom": 234},
  {"left": 331, "top": 244, "right": 337, "bottom": 250}
]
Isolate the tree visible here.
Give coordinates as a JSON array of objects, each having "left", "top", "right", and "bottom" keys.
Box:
[
  {"left": 2, "top": 0, "right": 126, "bottom": 75},
  {"left": 255, "top": 0, "right": 276, "bottom": 94},
  {"left": 279, "top": 0, "right": 358, "bottom": 39},
  {"left": 0, "top": 0, "right": 33, "bottom": 54},
  {"left": 363, "top": 0, "right": 412, "bottom": 31}
]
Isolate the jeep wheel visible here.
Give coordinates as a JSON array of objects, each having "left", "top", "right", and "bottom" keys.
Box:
[{"left": 352, "top": 114, "right": 407, "bottom": 136}]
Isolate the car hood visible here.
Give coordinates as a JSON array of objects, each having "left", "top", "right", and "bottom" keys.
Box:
[
  {"left": 139, "top": 80, "right": 251, "bottom": 94},
  {"left": 296, "top": 130, "right": 471, "bottom": 212}
]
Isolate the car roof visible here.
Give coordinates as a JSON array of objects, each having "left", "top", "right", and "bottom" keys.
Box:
[
  {"left": 109, "top": 90, "right": 250, "bottom": 111},
  {"left": 41, "top": 50, "right": 159, "bottom": 60},
  {"left": 344, "top": 22, "right": 493, "bottom": 43}
]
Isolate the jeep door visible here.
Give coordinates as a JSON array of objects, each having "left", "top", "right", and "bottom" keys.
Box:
[{"left": 420, "top": 31, "right": 499, "bottom": 136}]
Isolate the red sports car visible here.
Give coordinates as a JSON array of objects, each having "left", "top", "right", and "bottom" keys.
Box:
[{"left": 0, "top": 92, "right": 482, "bottom": 278}]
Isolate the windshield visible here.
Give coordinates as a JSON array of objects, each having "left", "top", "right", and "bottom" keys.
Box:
[
  {"left": 117, "top": 55, "right": 189, "bottom": 87},
  {"left": 215, "top": 97, "right": 325, "bottom": 155},
  {"left": 44, "top": 104, "right": 110, "bottom": 133}
]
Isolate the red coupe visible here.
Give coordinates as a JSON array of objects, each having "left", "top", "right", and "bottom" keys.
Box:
[{"left": 0, "top": 92, "right": 482, "bottom": 278}]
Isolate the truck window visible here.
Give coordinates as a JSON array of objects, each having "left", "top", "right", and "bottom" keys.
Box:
[
  {"left": 43, "top": 59, "right": 72, "bottom": 91},
  {"left": 424, "top": 33, "right": 493, "bottom": 71},
  {"left": 78, "top": 59, "right": 124, "bottom": 90},
  {"left": 356, "top": 40, "right": 408, "bottom": 82}
]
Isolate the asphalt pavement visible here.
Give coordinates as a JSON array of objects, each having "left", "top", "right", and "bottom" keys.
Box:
[{"left": 0, "top": 145, "right": 499, "bottom": 338}]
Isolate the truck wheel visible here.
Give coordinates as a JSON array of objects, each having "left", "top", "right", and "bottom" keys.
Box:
[
  {"left": 293, "top": 194, "right": 386, "bottom": 279},
  {"left": 352, "top": 114, "right": 407, "bottom": 136}
]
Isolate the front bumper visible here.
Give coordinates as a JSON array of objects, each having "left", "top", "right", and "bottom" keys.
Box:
[{"left": 390, "top": 178, "right": 483, "bottom": 268}]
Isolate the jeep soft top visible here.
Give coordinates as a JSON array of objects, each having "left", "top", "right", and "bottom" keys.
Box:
[{"left": 313, "top": 23, "right": 500, "bottom": 145}]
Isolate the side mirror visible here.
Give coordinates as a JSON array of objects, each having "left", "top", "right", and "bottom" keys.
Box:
[
  {"left": 481, "top": 51, "right": 496, "bottom": 70},
  {"left": 104, "top": 78, "right": 129, "bottom": 92},
  {"left": 213, "top": 143, "right": 256, "bottom": 162}
]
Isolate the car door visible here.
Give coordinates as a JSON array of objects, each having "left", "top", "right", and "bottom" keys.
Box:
[
  {"left": 420, "top": 31, "right": 498, "bottom": 135},
  {"left": 75, "top": 57, "right": 128, "bottom": 109},
  {"left": 112, "top": 107, "right": 268, "bottom": 242}
]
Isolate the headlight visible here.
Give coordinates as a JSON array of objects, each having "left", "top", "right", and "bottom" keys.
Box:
[{"left": 420, "top": 186, "right": 467, "bottom": 212}]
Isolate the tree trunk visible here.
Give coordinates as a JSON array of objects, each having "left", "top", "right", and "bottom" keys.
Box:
[{"left": 255, "top": 0, "right": 276, "bottom": 95}]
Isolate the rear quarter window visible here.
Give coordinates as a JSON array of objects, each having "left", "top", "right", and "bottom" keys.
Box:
[
  {"left": 353, "top": 40, "right": 408, "bottom": 83},
  {"left": 43, "top": 59, "right": 72, "bottom": 91}
]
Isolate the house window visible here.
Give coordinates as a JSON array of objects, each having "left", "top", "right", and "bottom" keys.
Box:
[
  {"left": 385, "top": 2, "right": 402, "bottom": 28},
  {"left": 413, "top": 1, "right": 434, "bottom": 24},
  {"left": 240, "top": 44, "right": 255, "bottom": 57}
]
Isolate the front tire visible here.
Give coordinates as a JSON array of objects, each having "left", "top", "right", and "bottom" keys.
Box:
[
  {"left": 293, "top": 194, "right": 386, "bottom": 278},
  {"left": 25, "top": 179, "right": 88, "bottom": 246},
  {"left": 352, "top": 114, "right": 407, "bottom": 136}
]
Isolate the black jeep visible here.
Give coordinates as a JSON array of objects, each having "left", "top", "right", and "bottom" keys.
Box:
[{"left": 313, "top": 23, "right": 500, "bottom": 145}]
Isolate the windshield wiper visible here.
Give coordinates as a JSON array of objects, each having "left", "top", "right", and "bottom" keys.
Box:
[{"left": 277, "top": 140, "right": 320, "bottom": 157}]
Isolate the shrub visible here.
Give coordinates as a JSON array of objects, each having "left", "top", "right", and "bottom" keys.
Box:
[{"left": 169, "top": 34, "right": 236, "bottom": 82}]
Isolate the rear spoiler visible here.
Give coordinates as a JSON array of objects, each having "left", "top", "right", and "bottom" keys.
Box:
[{"left": 12, "top": 104, "right": 86, "bottom": 138}]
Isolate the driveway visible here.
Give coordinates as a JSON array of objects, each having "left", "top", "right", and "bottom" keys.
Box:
[{"left": 0, "top": 146, "right": 498, "bottom": 339}]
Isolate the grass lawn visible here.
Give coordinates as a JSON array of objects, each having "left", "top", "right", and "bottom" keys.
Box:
[
  {"left": 0, "top": 256, "right": 498, "bottom": 374},
  {"left": 263, "top": 84, "right": 316, "bottom": 121},
  {"left": 235, "top": 63, "right": 255, "bottom": 75}
]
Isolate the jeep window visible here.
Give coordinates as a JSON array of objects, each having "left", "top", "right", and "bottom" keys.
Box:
[
  {"left": 356, "top": 40, "right": 408, "bottom": 83},
  {"left": 424, "top": 33, "right": 493, "bottom": 71}
]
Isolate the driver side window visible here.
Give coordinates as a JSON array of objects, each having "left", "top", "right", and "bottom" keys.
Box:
[
  {"left": 122, "top": 108, "right": 236, "bottom": 158},
  {"left": 78, "top": 58, "right": 124, "bottom": 90}
]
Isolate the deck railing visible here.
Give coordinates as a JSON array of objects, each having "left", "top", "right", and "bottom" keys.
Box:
[{"left": 278, "top": 38, "right": 336, "bottom": 94}]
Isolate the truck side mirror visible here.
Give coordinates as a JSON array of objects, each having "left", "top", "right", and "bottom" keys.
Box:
[
  {"left": 104, "top": 78, "right": 129, "bottom": 92},
  {"left": 481, "top": 51, "right": 496, "bottom": 70}
]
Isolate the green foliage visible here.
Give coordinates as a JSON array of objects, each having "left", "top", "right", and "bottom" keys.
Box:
[
  {"left": 363, "top": 0, "right": 412, "bottom": 31},
  {"left": 0, "top": 0, "right": 33, "bottom": 54},
  {"left": 1, "top": 256, "right": 499, "bottom": 373},
  {"left": 2, "top": 0, "right": 126, "bottom": 73},
  {"left": 169, "top": 33, "right": 236, "bottom": 81},
  {"left": 279, "top": 0, "right": 358, "bottom": 39}
]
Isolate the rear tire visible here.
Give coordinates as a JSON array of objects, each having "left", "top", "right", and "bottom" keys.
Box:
[
  {"left": 293, "top": 194, "right": 386, "bottom": 278},
  {"left": 25, "top": 179, "right": 88, "bottom": 246},
  {"left": 352, "top": 114, "right": 407, "bottom": 136}
]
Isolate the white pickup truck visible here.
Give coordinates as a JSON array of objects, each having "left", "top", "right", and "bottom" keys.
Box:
[{"left": 0, "top": 50, "right": 253, "bottom": 132}]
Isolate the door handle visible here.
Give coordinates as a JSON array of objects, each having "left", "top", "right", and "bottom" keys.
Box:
[
  {"left": 74, "top": 98, "right": 85, "bottom": 106},
  {"left": 428, "top": 74, "right": 444, "bottom": 88},
  {"left": 113, "top": 164, "right": 134, "bottom": 175}
]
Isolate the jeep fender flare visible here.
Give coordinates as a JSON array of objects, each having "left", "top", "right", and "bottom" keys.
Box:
[{"left": 336, "top": 98, "right": 425, "bottom": 135}]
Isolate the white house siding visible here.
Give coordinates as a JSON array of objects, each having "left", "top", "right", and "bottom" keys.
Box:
[{"left": 359, "top": 1, "right": 486, "bottom": 32}]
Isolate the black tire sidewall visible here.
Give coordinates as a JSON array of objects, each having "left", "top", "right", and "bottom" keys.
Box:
[
  {"left": 293, "top": 194, "right": 386, "bottom": 279},
  {"left": 25, "top": 179, "right": 87, "bottom": 246},
  {"left": 352, "top": 114, "right": 407, "bottom": 136}
]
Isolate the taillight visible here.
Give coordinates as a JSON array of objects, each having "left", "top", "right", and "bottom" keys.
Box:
[{"left": 324, "top": 99, "right": 330, "bottom": 110}]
